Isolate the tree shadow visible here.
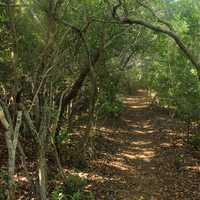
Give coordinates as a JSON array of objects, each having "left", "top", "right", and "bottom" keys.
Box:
[{"left": 86, "top": 91, "right": 200, "bottom": 200}]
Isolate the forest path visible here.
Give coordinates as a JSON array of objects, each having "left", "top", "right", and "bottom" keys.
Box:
[{"left": 89, "top": 90, "right": 200, "bottom": 200}]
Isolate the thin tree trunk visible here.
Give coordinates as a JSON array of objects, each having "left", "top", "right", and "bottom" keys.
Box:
[
  {"left": 7, "top": 146, "right": 16, "bottom": 200},
  {"left": 0, "top": 107, "right": 22, "bottom": 200},
  {"left": 38, "top": 144, "right": 47, "bottom": 200}
]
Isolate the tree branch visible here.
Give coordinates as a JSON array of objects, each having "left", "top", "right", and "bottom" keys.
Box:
[
  {"left": 121, "top": 17, "right": 200, "bottom": 76},
  {"left": 111, "top": 0, "right": 200, "bottom": 78},
  {"left": 136, "top": 0, "right": 173, "bottom": 30}
]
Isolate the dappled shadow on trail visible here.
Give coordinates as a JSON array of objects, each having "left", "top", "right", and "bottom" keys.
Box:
[{"left": 88, "top": 90, "right": 200, "bottom": 200}]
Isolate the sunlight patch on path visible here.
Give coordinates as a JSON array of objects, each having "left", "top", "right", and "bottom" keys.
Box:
[
  {"left": 131, "top": 141, "right": 152, "bottom": 146},
  {"left": 129, "top": 105, "right": 149, "bottom": 109},
  {"left": 92, "top": 90, "right": 200, "bottom": 200},
  {"left": 109, "top": 161, "right": 134, "bottom": 171},
  {"left": 121, "top": 149, "right": 155, "bottom": 162}
]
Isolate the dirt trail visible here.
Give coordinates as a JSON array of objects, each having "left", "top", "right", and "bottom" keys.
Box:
[{"left": 89, "top": 90, "right": 200, "bottom": 200}]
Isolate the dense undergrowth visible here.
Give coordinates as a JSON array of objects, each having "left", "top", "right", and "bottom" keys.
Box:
[{"left": 1, "top": 0, "right": 200, "bottom": 199}]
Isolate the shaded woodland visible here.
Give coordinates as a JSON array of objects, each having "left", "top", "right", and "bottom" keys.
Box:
[{"left": 0, "top": 0, "right": 200, "bottom": 199}]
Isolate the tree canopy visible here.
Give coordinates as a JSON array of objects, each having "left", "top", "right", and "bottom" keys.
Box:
[{"left": 1, "top": 0, "right": 200, "bottom": 199}]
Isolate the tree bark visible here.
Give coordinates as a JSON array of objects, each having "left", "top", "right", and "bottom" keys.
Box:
[
  {"left": 0, "top": 107, "right": 22, "bottom": 200},
  {"left": 111, "top": 0, "right": 200, "bottom": 78},
  {"left": 54, "top": 50, "right": 100, "bottom": 154},
  {"left": 121, "top": 17, "right": 200, "bottom": 77},
  {"left": 38, "top": 144, "right": 47, "bottom": 200}
]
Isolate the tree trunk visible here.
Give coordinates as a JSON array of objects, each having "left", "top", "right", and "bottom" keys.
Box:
[
  {"left": 38, "top": 144, "right": 47, "bottom": 200},
  {"left": 7, "top": 146, "right": 16, "bottom": 200},
  {"left": 0, "top": 107, "right": 22, "bottom": 200}
]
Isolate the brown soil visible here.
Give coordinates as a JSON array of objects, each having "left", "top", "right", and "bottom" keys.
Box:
[
  {"left": 86, "top": 90, "right": 200, "bottom": 200},
  {"left": 1, "top": 90, "right": 200, "bottom": 200}
]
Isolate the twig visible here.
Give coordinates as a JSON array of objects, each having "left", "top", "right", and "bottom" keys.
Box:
[
  {"left": 28, "top": 65, "right": 55, "bottom": 113},
  {"left": 108, "top": 0, "right": 200, "bottom": 78},
  {"left": 136, "top": 0, "right": 174, "bottom": 30}
]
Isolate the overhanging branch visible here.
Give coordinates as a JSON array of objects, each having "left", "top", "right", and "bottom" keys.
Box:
[
  {"left": 111, "top": 1, "right": 200, "bottom": 78},
  {"left": 121, "top": 17, "right": 200, "bottom": 76},
  {"left": 135, "top": 0, "right": 173, "bottom": 30}
]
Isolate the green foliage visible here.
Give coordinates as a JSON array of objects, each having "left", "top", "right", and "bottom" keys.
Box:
[
  {"left": 67, "top": 192, "right": 81, "bottom": 200},
  {"left": 175, "top": 153, "right": 184, "bottom": 163},
  {"left": 2, "top": 0, "right": 200, "bottom": 198},
  {"left": 51, "top": 175, "right": 88, "bottom": 200},
  {"left": 120, "top": 67, "right": 143, "bottom": 95},
  {"left": 0, "top": 188, "right": 6, "bottom": 200},
  {"left": 99, "top": 99, "right": 123, "bottom": 119},
  {"left": 144, "top": 55, "right": 200, "bottom": 121},
  {"left": 139, "top": 0, "right": 200, "bottom": 125},
  {"left": 58, "top": 128, "right": 72, "bottom": 144},
  {"left": 189, "top": 135, "right": 200, "bottom": 150},
  {"left": 65, "top": 175, "right": 87, "bottom": 195},
  {"left": 96, "top": 66, "right": 123, "bottom": 119},
  {"left": 142, "top": 27, "right": 200, "bottom": 122},
  {"left": 52, "top": 186, "right": 65, "bottom": 200},
  {"left": 174, "top": 153, "right": 184, "bottom": 170},
  {"left": 51, "top": 187, "right": 81, "bottom": 200},
  {"left": 0, "top": 169, "right": 8, "bottom": 200},
  {"left": 0, "top": 169, "right": 9, "bottom": 185},
  {"left": 51, "top": 188, "right": 82, "bottom": 200}
]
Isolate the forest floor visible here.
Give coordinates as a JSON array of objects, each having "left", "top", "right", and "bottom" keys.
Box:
[
  {"left": 86, "top": 90, "right": 200, "bottom": 200},
  {"left": 1, "top": 90, "right": 200, "bottom": 200}
]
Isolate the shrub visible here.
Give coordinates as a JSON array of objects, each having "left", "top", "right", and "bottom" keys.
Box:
[
  {"left": 67, "top": 192, "right": 81, "bottom": 200},
  {"left": 65, "top": 175, "right": 87, "bottom": 195},
  {"left": 0, "top": 169, "right": 8, "bottom": 200},
  {"left": 189, "top": 135, "right": 200, "bottom": 150},
  {"left": 51, "top": 175, "right": 89, "bottom": 200},
  {"left": 51, "top": 186, "right": 65, "bottom": 200},
  {"left": 98, "top": 99, "right": 123, "bottom": 119}
]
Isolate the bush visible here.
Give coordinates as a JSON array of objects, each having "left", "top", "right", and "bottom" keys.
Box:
[
  {"left": 0, "top": 169, "right": 8, "bottom": 200},
  {"left": 98, "top": 99, "right": 123, "bottom": 119},
  {"left": 65, "top": 175, "right": 87, "bottom": 195},
  {"left": 51, "top": 186, "right": 65, "bottom": 200},
  {"left": 51, "top": 187, "right": 81, "bottom": 200},
  {"left": 174, "top": 153, "right": 184, "bottom": 170},
  {"left": 51, "top": 175, "right": 89, "bottom": 200},
  {"left": 96, "top": 64, "right": 123, "bottom": 119},
  {"left": 0, "top": 188, "right": 6, "bottom": 200},
  {"left": 67, "top": 192, "right": 81, "bottom": 200},
  {"left": 189, "top": 135, "right": 200, "bottom": 150},
  {"left": 142, "top": 50, "right": 200, "bottom": 123}
]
